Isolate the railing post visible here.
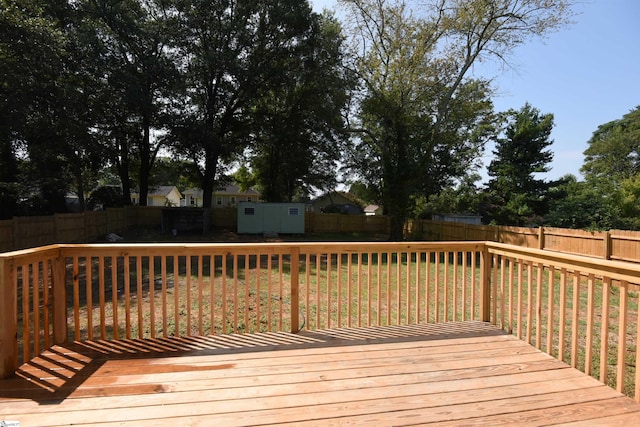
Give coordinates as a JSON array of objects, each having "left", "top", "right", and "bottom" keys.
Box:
[
  {"left": 52, "top": 251, "right": 67, "bottom": 345},
  {"left": 480, "top": 245, "right": 492, "bottom": 322},
  {"left": 290, "top": 247, "right": 300, "bottom": 333},
  {"left": 0, "top": 257, "right": 18, "bottom": 379}
]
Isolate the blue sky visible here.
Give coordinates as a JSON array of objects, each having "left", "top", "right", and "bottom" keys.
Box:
[{"left": 310, "top": 0, "right": 640, "bottom": 182}]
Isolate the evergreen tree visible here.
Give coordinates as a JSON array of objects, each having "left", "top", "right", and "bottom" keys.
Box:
[{"left": 485, "top": 103, "right": 554, "bottom": 225}]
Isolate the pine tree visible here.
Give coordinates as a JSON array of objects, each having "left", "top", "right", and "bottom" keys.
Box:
[{"left": 485, "top": 103, "right": 554, "bottom": 225}]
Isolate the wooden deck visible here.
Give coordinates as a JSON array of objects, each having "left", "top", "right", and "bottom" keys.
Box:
[{"left": 1, "top": 321, "right": 640, "bottom": 426}]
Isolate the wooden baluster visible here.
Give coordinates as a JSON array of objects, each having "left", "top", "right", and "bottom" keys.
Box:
[
  {"left": 149, "top": 256, "right": 156, "bottom": 338},
  {"left": 547, "top": 267, "right": 555, "bottom": 356},
  {"left": 615, "top": 281, "right": 627, "bottom": 391},
  {"left": 585, "top": 274, "right": 596, "bottom": 376},
  {"left": 571, "top": 272, "right": 580, "bottom": 369},
  {"left": 558, "top": 268, "right": 567, "bottom": 362},
  {"left": 73, "top": 257, "right": 80, "bottom": 341},
  {"left": 99, "top": 256, "right": 106, "bottom": 340},
  {"left": 599, "top": 278, "right": 611, "bottom": 383},
  {"left": 136, "top": 256, "right": 143, "bottom": 339},
  {"left": 290, "top": 247, "right": 299, "bottom": 333}
]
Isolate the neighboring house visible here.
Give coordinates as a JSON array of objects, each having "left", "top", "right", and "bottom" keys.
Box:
[
  {"left": 182, "top": 184, "right": 261, "bottom": 208},
  {"left": 131, "top": 186, "right": 182, "bottom": 207},
  {"left": 364, "top": 204, "right": 383, "bottom": 216},
  {"left": 310, "top": 191, "right": 364, "bottom": 215},
  {"left": 432, "top": 214, "right": 482, "bottom": 225}
]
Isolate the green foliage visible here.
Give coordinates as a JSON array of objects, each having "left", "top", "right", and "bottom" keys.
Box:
[
  {"left": 413, "top": 174, "right": 483, "bottom": 219},
  {"left": 0, "top": 0, "right": 105, "bottom": 215},
  {"left": 348, "top": 182, "right": 380, "bottom": 206},
  {"left": 232, "top": 165, "right": 257, "bottom": 194},
  {"left": 168, "top": 0, "right": 334, "bottom": 208},
  {"left": 582, "top": 106, "right": 640, "bottom": 183},
  {"left": 86, "top": 0, "right": 181, "bottom": 206},
  {"left": 340, "top": 0, "right": 575, "bottom": 239},
  {"left": 0, "top": 0, "right": 576, "bottom": 221},
  {"left": 546, "top": 106, "right": 640, "bottom": 231},
  {"left": 147, "top": 157, "right": 200, "bottom": 193},
  {"left": 248, "top": 12, "right": 354, "bottom": 202},
  {"left": 545, "top": 175, "right": 624, "bottom": 230},
  {"left": 484, "top": 103, "right": 555, "bottom": 226},
  {"left": 87, "top": 186, "right": 124, "bottom": 210}
]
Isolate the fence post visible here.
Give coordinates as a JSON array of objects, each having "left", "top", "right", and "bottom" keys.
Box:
[
  {"left": 54, "top": 213, "right": 60, "bottom": 243},
  {"left": 13, "top": 216, "right": 19, "bottom": 250},
  {"left": 538, "top": 226, "right": 545, "bottom": 250},
  {"left": 52, "top": 250, "right": 67, "bottom": 345},
  {"left": 480, "top": 245, "right": 492, "bottom": 323},
  {"left": 603, "top": 231, "right": 611, "bottom": 260},
  {"left": 0, "top": 257, "right": 17, "bottom": 379},
  {"left": 290, "top": 247, "right": 300, "bottom": 333}
]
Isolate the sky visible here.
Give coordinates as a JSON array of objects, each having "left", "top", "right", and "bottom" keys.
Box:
[{"left": 310, "top": 0, "right": 640, "bottom": 182}]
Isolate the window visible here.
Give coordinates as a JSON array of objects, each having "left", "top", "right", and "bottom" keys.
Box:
[
  {"left": 244, "top": 207, "right": 255, "bottom": 215},
  {"left": 216, "top": 196, "right": 223, "bottom": 206},
  {"left": 230, "top": 196, "right": 236, "bottom": 206},
  {"left": 147, "top": 197, "right": 153, "bottom": 206},
  {"left": 247, "top": 196, "right": 252, "bottom": 202},
  {"left": 288, "top": 207, "right": 300, "bottom": 216},
  {"left": 189, "top": 196, "right": 195, "bottom": 206}
]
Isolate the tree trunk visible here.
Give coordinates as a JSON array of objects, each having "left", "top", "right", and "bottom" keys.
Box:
[
  {"left": 200, "top": 148, "right": 219, "bottom": 233},
  {"left": 116, "top": 135, "right": 132, "bottom": 206},
  {"left": 384, "top": 129, "right": 411, "bottom": 241},
  {"left": 138, "top": 117, "right": 153, "bottom": 206}
]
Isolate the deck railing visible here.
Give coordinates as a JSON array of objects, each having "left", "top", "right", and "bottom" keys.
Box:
[{"left": 1, "top": 241, "right": 639, "bottom": 402}]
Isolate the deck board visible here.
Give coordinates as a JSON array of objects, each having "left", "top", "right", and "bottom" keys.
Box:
[{"left": 1, "top": 321, "right": 639, "bottom": 426}]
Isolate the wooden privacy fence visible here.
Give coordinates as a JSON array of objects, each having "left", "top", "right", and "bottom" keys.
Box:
[
  {"left": 1, "top": 241, "right": 640, "bottom": 402},
  {"left": 0, "top": 208, "right": 387, "bottom": 253},
  {"left": 409, "top": 219, "right": 640, "bottom": 262},
  {"left": 4, "top": 209, "right": 640, "bottom": 261}
]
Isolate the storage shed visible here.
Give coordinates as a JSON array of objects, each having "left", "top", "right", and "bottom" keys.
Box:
[{"left": 237, "top": 202, "right": 305, "bottom": 234}]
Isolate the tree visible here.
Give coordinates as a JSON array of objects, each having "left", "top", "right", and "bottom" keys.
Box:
[
  {"left": 0, "top": 0, "right": 62, "bottom": 217},
  {"left": 248, "top": 12, "right": 354, "bottom": 202},
  {"left": 148, "top": 156, "right": 200, "bottom": 192},
  {"left": 339, "top": 0, "right": 575, "bottom": 240},
  {"left": 484, "top": 103, "right": 555, "bottom": 225},
  {"left": 348, "top": 181, "right": 379, "bottom": 205},
  {"left": 169, "top": 0, "right": 328, "bottom": 229},
  {"left": 551, "top": 106, "right": 640, "bottom": 230},
  {"left": 415, "top": 173, "right": 483, "bottom": 219},
  {"left": 86, "top": 0, "right": 180, "bottom": 206},
  {"left": 582, "top": 106, "right": 640, "bottom": 185},
  {"left": 545, "top": 175, "right": 622, "bottom": 230},
  {"left": 1, "top": 0, "right": 101, "bottom": 215}
]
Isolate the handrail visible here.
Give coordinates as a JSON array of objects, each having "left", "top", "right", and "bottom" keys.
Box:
[
  {"left": 485, "top": 242, "right": 640, "bottom": 400},
  {"left": 1, "top": 241, "right": 639, "bottom": 402},
  {"left": 0, "top": 241, "right": 487, "bottom": 376}
]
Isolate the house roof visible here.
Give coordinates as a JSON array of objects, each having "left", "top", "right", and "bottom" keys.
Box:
[
  {"left": 364, "top": 204, "right": 381, "bottom": 213},
  {"left": 155, "top": 186, "right": 181, "bottom": 197},
  {"left": 311, "top": 191, "right": 364, "bottom": 207},
  {"left": 133, "top": 186, "right": 181, "bottom": 197}
]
